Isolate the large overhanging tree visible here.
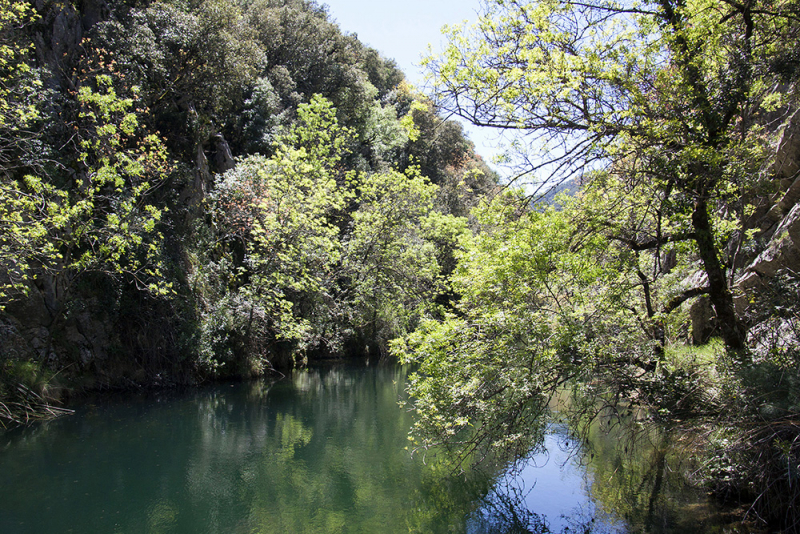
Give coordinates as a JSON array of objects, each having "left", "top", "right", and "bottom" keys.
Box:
[{"left": 423, "top": 0, "right": 800, "bottom": 354}]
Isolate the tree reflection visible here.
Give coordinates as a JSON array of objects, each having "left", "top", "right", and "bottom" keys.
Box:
[
  {"left": 470, "top": 477, "right": 552, "bottom": 534},
  {"left": 0, "top": 367, "right": 733, "bottom": 533},
  {"left": 465, "top": 402, "right": 731, "bottom": 534},
  {"left": 239, "top": 365, "right": 503, "bottom": 533},
  {"left": 578, "top": 411, "right": 718, "bottom": 533}
]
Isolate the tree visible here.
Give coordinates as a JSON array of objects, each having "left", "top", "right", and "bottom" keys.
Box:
[
  {"left": 92, "top": 0, "right": 264, "bottom": 160},
  {"left": 205, "top": 95, "right": 352, "bottom": 369},
  {"left": 0, "top": 5, "right": 172, "bottom": 417},
  {"left": 206, "top": 94, "right": 469, "bottom": 368},
  {"left": 0, "top": 1, "right": 171, "bottom": 310},
  {"left": 0, "top": 0, "right": 47, "bottom": 304},
  {"left": 340, "top": 167, "right": 468, "bottom": 353},
  {"left": 1, "top": 72, "right": 171, "bottom": 312},
  {"left": 394, "top": 0, "right": 800, "bottom": 485},
  {"left": 423, "top": 0, "right": 800, "bottom": 353},
  {"left": 0, "top": 0, "right": 43, "bottom": 173},
  {"left": 394, "top": 190, "right": 656, "bottom": 464}
]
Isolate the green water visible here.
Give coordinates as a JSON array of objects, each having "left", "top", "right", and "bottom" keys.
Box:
[{"left": 0, "top": 364, "right": 733, "bottom": 533}]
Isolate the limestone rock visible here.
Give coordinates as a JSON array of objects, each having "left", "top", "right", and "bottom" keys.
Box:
[
  {"left": 737, "top": 138, "right": 800, "bottom": 314},
  {"left": 212, "top": 134, "right": 235, "bottom": 173},
  {"left": 758, "top": 109, "right": 800, "bottom": 233},
  {"left": 690, "top": 296, "right": 717, "bottom": 345},
  {"left": 747, "top": 203, "right": 800, "bottom": 279},
  {"left": 771, "top": 108, "right": 800, "bottom": 181},
  {"left": 180, "top": 133, "right": 236, "bottom": 212}
]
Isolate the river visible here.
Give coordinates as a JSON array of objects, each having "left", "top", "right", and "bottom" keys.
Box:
[{"left": 0, "top": 363, "right": 745, "bottom": 533}]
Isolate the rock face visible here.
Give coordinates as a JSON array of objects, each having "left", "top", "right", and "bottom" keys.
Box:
[
  {"left": 771, "top": 108, "right": 800, "bottom": 181},
  {"left": 724, "top": 107, "right": 800, "bottom": 357},
  {"left": 1, "top": 1, "right": 180, "bottom": 385},
  {"left": 735, "top": 108, "right": 800, "bottom": 316},
  {"left": 32, "top": 0, "right": 110, "bottom": 89},
  {"left": 751, "top": 203, "right": 800, "bottom": 275},
  {"left": 757, "top": 109, "right": 800, "bottom": 235},
  {"left": 180, "top": 133, "right": 237, "bottom": 213}
]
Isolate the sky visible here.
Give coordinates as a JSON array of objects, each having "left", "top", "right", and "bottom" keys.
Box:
[
  {"left": 321, "top": 0, "right": 481, "bottom": 85},
  {"left": 320, "top": 0, "right": 510, "bottom": 175}
]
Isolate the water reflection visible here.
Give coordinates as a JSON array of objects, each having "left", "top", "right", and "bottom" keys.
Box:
[
  {"left": 0, "top": 366, "right": 493, "bottom": 533},
  {"left": 468, "top": 426, "right": 625, "bottom": 534},
  {"left": 0, "top": 365, "right": 733, "bottom": 533},
  {"left": 579, "top": 414, "right": 736, "bottom": 534},
  {"left": 470, "top": 412, "right": 740, "bottom": 534}
]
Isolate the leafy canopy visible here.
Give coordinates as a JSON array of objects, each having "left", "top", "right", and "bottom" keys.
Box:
[{"left": 399, "top": 0, "right": 800, "bottom": 464}]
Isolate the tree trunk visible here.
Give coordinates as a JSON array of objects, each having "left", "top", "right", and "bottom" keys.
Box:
[{"left": 691, "top": 199, "right": 748, "bottom": 355}]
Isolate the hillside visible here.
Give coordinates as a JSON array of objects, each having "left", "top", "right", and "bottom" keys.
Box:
[{"left": 0, "top": 0, "right": 497, "bottom": 415}]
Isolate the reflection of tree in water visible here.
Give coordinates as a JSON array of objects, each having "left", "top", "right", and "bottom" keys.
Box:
[
  {"left": 470, "top": 477, "right": 552, "bottom": 534},
  {"left": 470, "top": 474, "right": 623, "bottom": 534},
  {"left": 0, "top": 366, "right": 729, "bottom": 533},
  {"left": 183, "top": 377, "right": 737, "bottom": 533},
  {"left": 578, "top": 414, "right": 707, "bottom": 533},
  {"left": 467, "top": 410, "right": 723, "bottom": 534}
]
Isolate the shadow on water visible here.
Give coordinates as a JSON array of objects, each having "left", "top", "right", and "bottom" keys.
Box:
[{"left": 0, "top": 364, "right": 749, "bottom": 533}]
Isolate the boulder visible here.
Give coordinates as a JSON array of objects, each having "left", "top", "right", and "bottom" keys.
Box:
[
  {"left": 758, "top": 109, "right": 800, "bottom": 233},
  {"left": 212, "top": 134, "right": 236, "bottom": 173},
  {"left": 690, "top": 296, "right": 717, "bottom": 345},
  {"left": 747, "top": 203, "right": 800, "bottom": 279}
]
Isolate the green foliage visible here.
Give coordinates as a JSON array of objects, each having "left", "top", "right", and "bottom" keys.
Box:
[
  {"left": 396, "top": 168, "right": 786, "bottom": 471},
  {"left": 95, "top": 0, "right": 264, "bottom": 118},
  {"left": 388, "top": 84, "right": 498, "bottom": 215},
  {"left": 395, "top": 192, "right": 627, "bottom": 462},
  {"left": 358, "top": 98, "right": 410, "bottom": 169},
  {"left": 1, "top": 68, "right": 171, "bottom": 307},
  {"left": 342, "top": 167, "right": 467, "bottom": 350},
  {"left": 0, "top": 0, "right": 492, "bottom": 409},
  {"left": 205, "top": 95, "right": 350, "bottom": 366},
  {"left": 398, "top": 0, "right": 800, "bottom": 466},
  {"left": 402, "top": 2, "right": 799, "bottom": 520},
  {"left": 423, "top": 0, "right": 800, "bottom": 353},
  {"left": 202, "top": 94, "right": 464, "bottom": 371},
  {"left": 0, "top": 0, "right": 41, "bottom": 137},
  {"left": 72, "top": 75, "right": 170, "bottom": 283}
]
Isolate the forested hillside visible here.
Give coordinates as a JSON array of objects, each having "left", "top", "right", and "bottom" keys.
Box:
[{"left": 0, "top": 0, "right": 496, "bottom": 418}]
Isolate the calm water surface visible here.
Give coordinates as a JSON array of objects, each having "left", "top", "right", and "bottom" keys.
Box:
[{"left": 0, "top": 364, "right": 734, "bottom": 533}]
